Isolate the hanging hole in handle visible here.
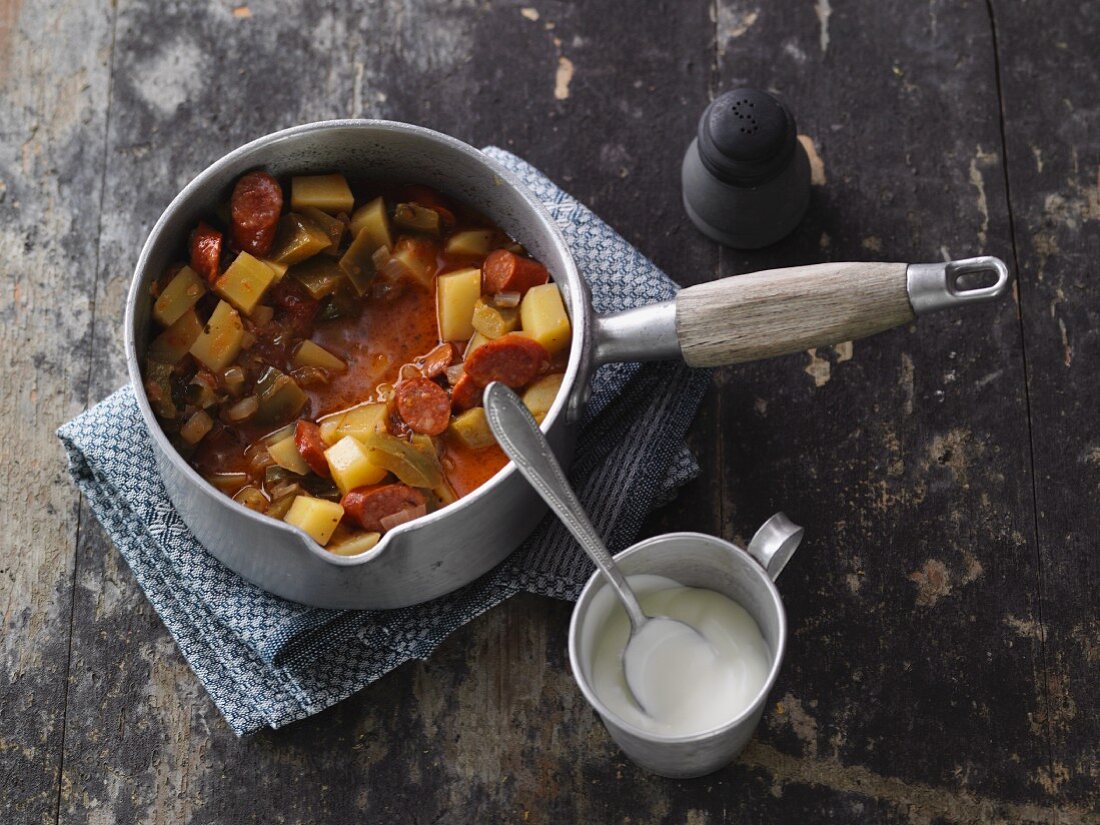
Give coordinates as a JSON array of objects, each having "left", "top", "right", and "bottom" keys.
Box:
[
  {"left": 944, "top": 256, "right": 1011, "bottom": 301},
  {"left": 952, "top": 266, "right": 1001, "bottom": 292}
]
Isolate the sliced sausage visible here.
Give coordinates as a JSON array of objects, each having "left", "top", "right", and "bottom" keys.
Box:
[
  {"left": 394, "top": 377, "right": 451, "bottom": 436},
  {"left": 268, "top": 278, "right": 319, "bottom": 338},
  {"left": 481, "top": 249, "right": 549, "bottom": 295},
  {"left": 417, "top": 342, "right": 459, "bottom": 378},
  {"left": 463, "top": 333, "right": 548, "bottom": 388},
  {"left": 230, "top": 171, "right": 283, "bottom": 256},
  {"left": 342, "top": 484, "right": 427, "bottom": 532},
  {"left": 190, "top": 221, "right": 223, "bottom": 285},
  {"left": 450, "top": 373, "right": 482, "bottom": 412},
  {"left": 294, "top": 419, "right": 331, "bottom": 478}
]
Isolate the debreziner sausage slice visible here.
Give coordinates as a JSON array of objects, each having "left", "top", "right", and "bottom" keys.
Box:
[
  {"left": 294, "top": 420, "right": 331, "bottom": 478},
  {"left": 463, "top": 333, "right": 548, "bottom": 388},
  {"left": 481, "top": 249, "right": 549, "bottom": 295},
  {"left": 230, "top": 170, "right": 283, "bottom": 256},
  {"left": 342, "top": 484, "right": 427, "bottom": 532},
  {"left": 190, "top": 221, "right": 223, "bottom": 285},
  {"left": 394, "top": 377, "right": 452, "bottom": 436}
]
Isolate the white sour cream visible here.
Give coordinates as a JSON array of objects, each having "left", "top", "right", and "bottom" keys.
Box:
[{"left": 588, "top": 574, "right": 771, "bottom": 737}]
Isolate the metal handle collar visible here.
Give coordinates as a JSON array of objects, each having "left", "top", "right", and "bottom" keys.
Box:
[{"left": 906, "top": 256, "right": 1012, "bottom": 316}]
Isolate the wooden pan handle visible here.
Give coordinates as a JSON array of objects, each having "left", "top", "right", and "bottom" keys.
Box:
[{"left": 674, "top": 262, "right": 914, "bottom": 367}]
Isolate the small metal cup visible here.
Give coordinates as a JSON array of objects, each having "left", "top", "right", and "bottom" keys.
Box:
[{"left": 567, "top": 514, "right": 803, "bottom": 778}]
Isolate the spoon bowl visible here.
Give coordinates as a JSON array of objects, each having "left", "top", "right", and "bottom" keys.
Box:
[{"left": 482, "top": 382, "right": 715, "bottom": 715}]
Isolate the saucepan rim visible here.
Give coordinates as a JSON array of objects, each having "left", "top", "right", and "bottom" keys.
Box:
[{"left": 124, "top": 119, "right": 590, "bottom": 568}]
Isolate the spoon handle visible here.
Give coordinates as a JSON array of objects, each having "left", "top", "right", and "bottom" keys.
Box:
[{"left": 484, "top": 382, "right": 649, "bottom": 630}]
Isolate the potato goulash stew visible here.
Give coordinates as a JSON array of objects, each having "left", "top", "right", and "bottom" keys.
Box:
[{"left": 142, "top": 171, "right": 571, "bottom": 556}]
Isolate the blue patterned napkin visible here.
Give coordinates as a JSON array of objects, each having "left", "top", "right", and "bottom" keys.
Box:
[{"left": 58, "top": 148, "right": 711, "bottom": 735}]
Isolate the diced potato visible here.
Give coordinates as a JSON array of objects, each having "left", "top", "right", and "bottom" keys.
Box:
[
  {"left": 449, "top": 408, "right": 496, "bottom": 449},
  {"left": 291, "top": 256, "right": 345, "bottom": 299},
  {"left": 327, "top": 530, "right": 382, "bottom": 557},
  {"left": 464, "top": 331, "right": 490, "bottom": 359},
  {"left": 268, "top": 213, "right": 332, "bottom": 266},
  {"left": 283, "top": 495, "right": 344, "bottom": 545},
  {"left": 292, "top": 340, "right": 346, "bottom": 372},
  {"left": 393, "top": 202, "right": 441, "bottom": 236},
  {"left": 267, "top": 435, "right": 311, "bottom": 475},
  {"left": 471, "top": 297, "right": 519, "bottom": 339},
  {"left": 214, "top": 251, "right": 275, "bottom": 316},
  {"left": 319, "top": 417, "right": 341, "bottom": 446},
  {"left": 300, "top": 205, "right": 346, "bottom": 254},
  {"left": 148, "top": 307, "right": 204, "bottom": 364},
  {"left": 319, "top": 402, "right": 389, "bottom": 446},
  {"left": 338, "top": 402, "right": 389, "bottom": 442},
  {"left": 189, "top": 301, "right": 244, "bottom": 371},
  {"left": 338, "top": 225, "right": 382, "bottom": 294},
  {"left": 444, "top": 229, "right": 493, "bottom": 258},
  {"left": 522, "top": 372, "right": 565, "bottom": 423},
  {"left": 519, "top": 283, "right": 571, "bottom": 355},
  {"left": 436, "top": 267, "right": 482, "bottom": 341},
  {"left": 290, "top": 173, "right": 354, "bottom": 213},
  {"left": 325, "top": 435, "right": 388, "bottom": 494},
  {"left": 348, "top": 196, "right": 393, "bottom": 252},
  {"left": 153, "top": 265, "right": 205, "bottom": 327},
  {"left": 258, "top": 258, "right": 289, "bottom": 282}
]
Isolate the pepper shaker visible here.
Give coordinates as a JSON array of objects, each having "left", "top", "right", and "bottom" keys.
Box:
[{"left": 682, "top": 88, "right": 811, "bottom": 249}]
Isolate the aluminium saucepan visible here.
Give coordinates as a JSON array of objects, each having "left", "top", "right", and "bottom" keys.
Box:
[{"left": 123, "top": 120, "right": 1011, "bottom": 609}]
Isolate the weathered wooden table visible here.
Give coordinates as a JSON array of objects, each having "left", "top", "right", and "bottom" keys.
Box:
[{"left": 4, "top": 0, "right": 1097, "bottom": 821}]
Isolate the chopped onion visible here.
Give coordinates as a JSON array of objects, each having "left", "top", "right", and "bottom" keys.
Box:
[
  {"left": 222, "top": 365, "right": 246, "bottom": 394},
  {"left": 191, "top": 370, "right": 218, "bottom": 391},
  {"left": 267, "top": 480, "right": 303, "bottom": 503},
  {"left": 180, "top": 410, "right": 213, "bottom": 445},
  {"left": 492, "top": 291, "right": 521, "bottom": 309},
  {"left": 262, "top": 423, "right": 296, "bottom": 445},
  {"left": 379, "top": 503, "right": 427, "bottom": 532},
  {"left": 371, "top": 244, "right": 391, "bottom": 269},
  {"left": 290, "top": 365, "right": 330, "bottom": 388},
  {"left": 399, "top": 363, "right": 422, "bottom": 381},
  {"left": 445, "top": 364, "right": 465, "bottom": 385},
  {"left": 225, "top": 394, "right": 259, "bottom": 423},
  {"left": 375, "top": 382, "right": 396, "bottom": 402}
]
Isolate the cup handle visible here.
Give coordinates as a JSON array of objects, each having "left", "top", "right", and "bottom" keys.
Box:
[{"left": 747, "top": 513, "right": 804, "bottom": 580}]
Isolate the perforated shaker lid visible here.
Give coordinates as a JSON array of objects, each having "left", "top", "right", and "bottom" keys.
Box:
[{"left": 697, "top": 88, "right": 797, "bottom": 185}]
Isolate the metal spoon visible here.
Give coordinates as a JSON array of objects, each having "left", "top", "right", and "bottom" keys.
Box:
[{"left": 483, "top": 381, "right": 717, "bottom": 716}]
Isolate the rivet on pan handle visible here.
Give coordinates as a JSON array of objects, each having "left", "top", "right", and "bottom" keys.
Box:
[{"left": 906, "top": 255, "right": 1012, "bottom": 316}]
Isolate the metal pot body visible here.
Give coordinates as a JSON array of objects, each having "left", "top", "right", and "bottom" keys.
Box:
[{"left": 125, "top": 121, "right": 595, "bottom": 609}]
